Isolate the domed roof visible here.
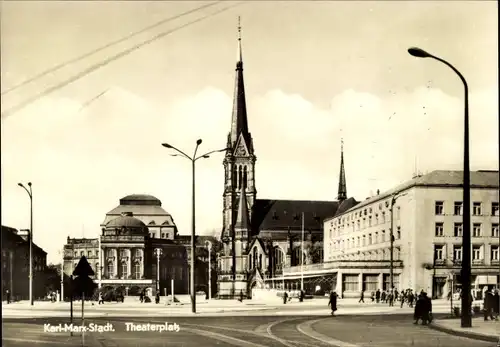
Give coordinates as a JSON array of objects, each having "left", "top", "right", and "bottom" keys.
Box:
[
  {"left": 120, "top": 194, "right": 161, "bottom": 206},
  {"left": 106, "top": 214, "right": 147, "bottom": 229}
]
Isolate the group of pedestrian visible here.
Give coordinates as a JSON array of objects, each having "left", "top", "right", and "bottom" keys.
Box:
[
  {"left": 369, "top": 288, "right": 398, "bottom": 306},
  {"left": 483, "top": 287, "right": 499, "bottom": 321},
  {"left": 413, "top": 290, "right": 433, "bottom": 325}
]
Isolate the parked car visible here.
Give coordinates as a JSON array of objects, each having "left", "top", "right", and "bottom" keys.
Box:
[{"left": 102, "top": 291, "right": 124, "bottom": 303}]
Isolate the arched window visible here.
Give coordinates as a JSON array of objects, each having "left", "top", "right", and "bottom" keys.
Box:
[
  {"left": 249, "top": 255, "right": 252, "bottom": 269},
  {"left": 253, "top": 248, "right": 257, "bottom": 269},
  {"left": 121, "top": 262, "right": 128, "bottom": 278},
  {"left": 243, "top": 166, "right": 248, "bottom": 189},
  {"left": 259, "top": 254, "right": 262, "bottom": 269},
  {"left": 238, "top": 166, "right": 243, "bottom": 189},
  {"left": 232, "top": 165, "right": 237, "bottom": 188},
  {"left": 107, "top": 262, "right": 114, "bottom": 278}
]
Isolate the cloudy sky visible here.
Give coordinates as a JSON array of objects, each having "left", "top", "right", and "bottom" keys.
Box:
[{"left": 1, "top": 1, "right": 498, "bottom": 264}]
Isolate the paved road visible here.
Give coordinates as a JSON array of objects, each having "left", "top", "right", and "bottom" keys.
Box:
[{"left": 2, "top": 314, "right": 495, "bottom": 347}]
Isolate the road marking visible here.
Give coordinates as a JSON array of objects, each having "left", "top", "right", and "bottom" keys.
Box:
[
  {"left": 2, "top": 337, "right": 74, "bottom": 345},
  {"left": 266, "top": 317, "right": 304, "bottom": 347},
  {"left": 184, "top": 323, "right": 317, "bottom": 347},
  {"left": 184, "top": 326, "right": 268, "bottom": 347},
  {"left": 296, "top": 318, "right": 360, "bottom": 347}
]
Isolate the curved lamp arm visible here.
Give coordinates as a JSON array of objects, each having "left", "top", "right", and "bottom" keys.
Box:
[
  {"left": 161, "top": 143, "right": 191, "bottom": 161},
  {"left": 195, "top": 148, "right": 230, "bottom": 162}
]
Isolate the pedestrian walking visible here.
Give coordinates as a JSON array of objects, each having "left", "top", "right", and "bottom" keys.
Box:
[
  {"left": 493, "top": 289, "right": 499, "bottom": 319},
  {"left": 239, "top": 290, "right": 244, "bottom": 302},
  {"left": 371, "top": 292, "right": 375, "bottom": 302},
  {"left": 5, "top": 289, "right": 10, "bottom": 304},
  {"left": 328, "top": 291, "right": 338, "bottom": 316},
  {"left": 381, "top": 290, "right": 386, "bottom": 303},
  {"left": 283, "top": 291, "right": 288, "bottom": 305},
  {"left": 155, "top": 292, "right": 160, "bottom": 304},
  {"left": 375, "top": 289, "right": 381, "bottom": 303},
  {"left": 358, "top": 291, "right": 365, "bottom": 303},
  {"left": 98, "top": 292, "right": 104, "bottom": 304},
  {"left": 483, "top": 287, "right": 495, "bottom": 321}
]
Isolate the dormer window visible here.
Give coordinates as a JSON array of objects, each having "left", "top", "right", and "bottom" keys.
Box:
[
  {"left": 148, "top": 221, "right": 156, "bottom": 225},
  {"left": 272, "top": 211, "right": 278, "bottom": 220}
]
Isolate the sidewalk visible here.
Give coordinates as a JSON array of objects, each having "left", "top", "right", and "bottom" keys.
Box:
[{"left": 430, "top": 317, "right": 500, "bottom": 343}]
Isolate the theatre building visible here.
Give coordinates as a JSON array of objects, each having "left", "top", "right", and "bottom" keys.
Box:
[
  {"left": 2, "top": 226, "right": 47, "bottom": 301},
  {"left": 318, "top": 170, "right": 499, "bottom": 299},
  {"left": 63, "top": 194, "right": 188, "bottom": 296}
]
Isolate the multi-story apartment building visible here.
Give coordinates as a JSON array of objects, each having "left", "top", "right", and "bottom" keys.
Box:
[
  {"left": 322, "top": 170, "right": 499, "bottom": 299},
  {"left": 2, "top": 226, "right": 47, "bottom": 301}
]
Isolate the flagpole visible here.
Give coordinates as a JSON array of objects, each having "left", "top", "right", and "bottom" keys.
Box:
[{"left": 301, "top": 212, "right": 304, "bottom": 292}]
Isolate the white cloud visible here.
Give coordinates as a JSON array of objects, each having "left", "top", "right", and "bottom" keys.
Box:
[{"left": 1, "top": 85, "right": 497, "bottom": 263}]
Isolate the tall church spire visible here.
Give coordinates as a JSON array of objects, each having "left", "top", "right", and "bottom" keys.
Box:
[
  {"left": 337, "top": 138, "right": 347, "bottom": 201},
  {"left": 229, "top": 16, "right": 250, "bottom": 148}
]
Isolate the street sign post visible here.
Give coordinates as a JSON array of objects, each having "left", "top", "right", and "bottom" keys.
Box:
[{"left": 72, "top": 256, "right": 95, "bottom": 346}]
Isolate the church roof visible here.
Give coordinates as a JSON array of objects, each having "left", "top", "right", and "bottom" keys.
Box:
[
  {"left": 234, "top": 182, "right": 250, "bottom": 230},
  {"left": 120, "top": 194, "right": 162, "bottom": 206},
  {"left": 334, "top": 197, "right": 359, "bottom": 216},
  {"left": 251, "top": 199, "right": 338, "bottom": 232}
]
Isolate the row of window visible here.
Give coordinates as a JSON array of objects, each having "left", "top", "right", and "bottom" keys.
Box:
[
  {"left": 434, "top": 245, "right": 499, "bottom": 262},
  {"left": 330, "top": 228, "right": 401, "bottom": 251},
  {"left": 332, "top": 198, "right": 404, "bottom": 226},
  {"left": 149, "top": 232, "right": 171, "bottom": 239},
  {"left": 330, "top": 207, "right": 401, "bottom": 234},
  {"left": 435, "top": 201, "right": 499, "bottom": 216},
  {"left": 435, "top": 222, "right": 499, "bottom": 237},
  {"left": 330, "top": 247, "right": 401, "bottom": 262},
  {"left": 343, "top": 274, "right": 400, "bottom": 292}
]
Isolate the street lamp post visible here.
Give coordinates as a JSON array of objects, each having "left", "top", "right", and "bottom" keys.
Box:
[
  {"left": 408, "top": 47, "right": 471, "bottom": 328},
  {"left": 154, "top": 248, "right": 163, "bottom": 294},
  {"left": 206, "top": 241, "right": 212, "bottom": 300},
  {"left": 59, "top": 250, "right": 64, "bottom": 302},
  {"left": 18, "top": 182, "right": 33, "bottom": 306},
  {"left": 301, "top": 212, "right": 304, "bottom": 292},
  {"left": 162, "top": 139, "right": 227, "bottom": 313},
  {"left": 390, "top": 192, "right": 407, "bottom": 298}
]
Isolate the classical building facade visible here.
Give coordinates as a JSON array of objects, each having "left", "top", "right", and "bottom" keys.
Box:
[
  {"left": 63, "top": 195, "right": 188, "bottom": 296},
  {"left": 313, "top": 170, "right": 499, "bottom": 299},
  {"left": 2, "top": 226, "right": 47, "bottom": 301},
  {"left": 217, "top": 23, "right": 353, "bottom": 299}
]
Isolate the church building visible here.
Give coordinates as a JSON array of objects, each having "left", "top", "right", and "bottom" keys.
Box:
[{"left": 217, "top": 20, "right": 356, "bottom": 299}]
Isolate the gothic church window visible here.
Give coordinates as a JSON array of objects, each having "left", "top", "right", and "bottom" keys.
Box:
[
  {"left": 243, "top": 166, "right": 248, "bottom": 189},
  {"left": 259, "top": 254, "right": 262, "bottom": 269},
  {"left": 238, "top": 166, "right": 243, "bottom": 189},
  {"left": 249, "top": 255, "right": 252, "bottom": 269}
]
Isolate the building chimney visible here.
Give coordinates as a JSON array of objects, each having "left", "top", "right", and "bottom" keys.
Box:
[{"left": 121, "top": 212, "right": 133, "bottom": 217}]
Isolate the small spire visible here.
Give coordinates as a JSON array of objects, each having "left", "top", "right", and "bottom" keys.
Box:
[
  {"left": 338, "top": 137, "right": 347, "bottom": 201},
  {"left": 237, "top": 16, "right": 242, "bottom": 63}
]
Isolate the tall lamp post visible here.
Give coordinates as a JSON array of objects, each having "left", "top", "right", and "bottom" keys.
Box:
[
  {"left": 154, "top": 248, "right": 163, "bottom": 294},
  {"left": 390, "top": 192, "right": 407, "bottom": 296},
  {"left": 59, "top": 249, "right": 64, "bottom": 302},
  {"left": 162, "top": 139, "right": 227, "bottom": 313},
  {"left": 301, "top": 212, "right": 304, "bottom": 292},
  {"left": 18, "top": 182, "right": 33, "bottom": 306},
  {"left": 408, "top": 47, "right": 471, "bottom": 327},
  {"left": 206, "top": 241, "right": 212, "bottom": 300}
]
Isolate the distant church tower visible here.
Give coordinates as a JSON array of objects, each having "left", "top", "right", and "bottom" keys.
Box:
[
  {"left": 337, "top": 138, "right": 347, "bottom": 202},
  {"left": 218, "top": 17, "right": 256, "bottom": 299}
]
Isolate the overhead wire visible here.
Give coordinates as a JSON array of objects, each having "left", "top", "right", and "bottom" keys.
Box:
[
  {"left": 1, "top": 2, "right": 242, "bottom": 119},
  {"left": 1, "top": 1, "right": 220, "bottom": 96}
]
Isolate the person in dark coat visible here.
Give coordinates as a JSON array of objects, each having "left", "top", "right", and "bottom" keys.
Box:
[
  {"left": 493, "top": 289, "right": 500, "bottom": 319},
  {"left": 358, "top": 291, "right": 365, "bottom": 303},
  {"left": 375, "top": 289, "right": 381, "bottom": 303},
  {"left": 5, "top": 290, "right": 10, "bottom": 304},
  {"left": 239, "top": 290, "right": 244, "bottom": 302},
  {"left": 299, "top": 290, "right": 305, "bottom": 302},
  {"left": 140, "top": 292, "right": 144, "bottom": 303},
  {"left": 155, "top": 292, "right": 160, "bottom": 304},
  {"left": 283, "top": 291, "right": 288, "bottom": 304},
  {"left": 483, "top": 287, "right": 495, "bottom": 321},
  {"left": 328, "top": 291, "right": 338, "bottom": 316},
  {"left": 414, "top": 292, "right": 432, "bottom": 325}
]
